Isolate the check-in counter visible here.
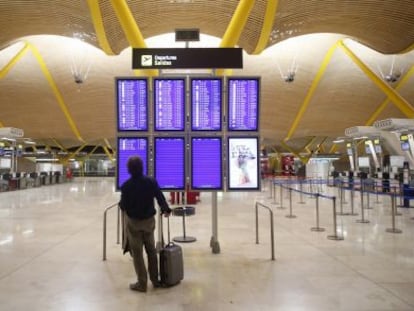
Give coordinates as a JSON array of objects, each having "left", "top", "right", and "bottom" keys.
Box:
[
  {"left": 54, "top": 171, "right": 62, "bottom": 183},
  {"left": 40, "top": 172, "right": 50, "bottom": 185},
  {"left": 30, "top": 172, "right": 41, "bottom": 187}
]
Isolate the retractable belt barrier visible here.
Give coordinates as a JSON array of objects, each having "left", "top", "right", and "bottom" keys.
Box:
[{"left": 270, "top": 177, "right": 406, "bottom": 238}]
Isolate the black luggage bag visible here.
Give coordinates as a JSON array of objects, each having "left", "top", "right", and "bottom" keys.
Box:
[{"left": 159, "top": 216, "right": 184, "bottom": 286}]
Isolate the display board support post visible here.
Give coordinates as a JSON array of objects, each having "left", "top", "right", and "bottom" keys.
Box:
[{"left": 210, "top": 192, "right": 221, "bottom": 254}]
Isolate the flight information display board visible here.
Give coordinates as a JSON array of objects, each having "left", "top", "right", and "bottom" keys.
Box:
[
  {"left": 116, "top": 137, "right": 148, "bottom": 189},
  {"left": 191, "top": 78, "right": 222, "bottom": 131},
  {"left": 400, "top": 134, "right": 410, "bottom": 151},
  {"left": 154, "top": 137, "right": 185, "bottom": 190},
  {"left": 227, "top": 137, "right": 260, "bottom": 190},
  {"left": 116, "top": 78, "right": 148, "bottom": 131},
  {"left": 154, "top": 78, "right": 185, "bottom": 131},
  {"left": 227, "top": 77, "right": 259, "bottom": 131},
  {"left": 191, "top": 137, "right": 222, "bottom": 190}
]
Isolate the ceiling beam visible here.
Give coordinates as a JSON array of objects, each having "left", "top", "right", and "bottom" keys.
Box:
[
  {"left": 365, "top": 64, "right": 414, "bottom": 125},
  {"left": 28, "top": 42, "right": 84, "bottom": 142},
  {"left": 0, "top": 41, "right": 84, "bottom": 142},
  {"left": 252, "top": 0, "right": 279, "bottom": 55},
  {"left": 109, "top": 0, "right": 157, "bottom": 76},
  {"left": 86, "top": 0, "right": 115, "bottom": 55},
  {"left": 285, "top": 40, "right": 342, "bottom": 140},
  {"left": 339, "top": 41, "right": 414, "bottom": 118},
  {"left": 216, "top": 0, "right": 255, "bottom": 76}
]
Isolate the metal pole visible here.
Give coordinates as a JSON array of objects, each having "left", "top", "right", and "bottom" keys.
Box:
[
  {"left": 350, "top": 186, "right": 358, "bottom": 216},
  {"left": 116, "top": 205, "right": 120, "bottom": 244},
  {"left": 311, "top": 194, "right": 325, "bottom": 232},
  {"left": 386, "top": 193, "right": 403, "bottom": 233},
  {"left": 103, "top": 210, "right": 107, "bottom": 261},
  {"left": 299, "top": 179, "right": 305, "bottom": 204},
  {"left": 255, "top": 203, "right": 259, "bottom": 244},
  {"left": 286, "top": 188, "right": 297, "bottom": 218},
  {"left": 211, "top": 192, "right": 220, "bottom": 254},
  {"left": 279, "top": 185, "right": 285, "bottom": 209},
  {"left": 270, "top": 207, "right": 275, "bottom": 261},
  {"left": 356, "top": 184, "right": 369, "bottom": 223},
  {"left": 272, "top": 181, "right": 278, "bottom": 205},
  {"left": 255, "top": 202, "right": 275, "bottom": 261},
  {"left": 327, "top": 197, "right": 344, "bottom": 240}
]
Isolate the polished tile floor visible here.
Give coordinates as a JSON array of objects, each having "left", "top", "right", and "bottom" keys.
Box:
[{"left": 0, "top": 177, "right": 413, "bottom": 311}]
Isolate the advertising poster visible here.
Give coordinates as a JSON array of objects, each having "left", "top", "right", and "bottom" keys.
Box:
[{"left": 228, "top": 137, "right": 259, "bottom": 190}]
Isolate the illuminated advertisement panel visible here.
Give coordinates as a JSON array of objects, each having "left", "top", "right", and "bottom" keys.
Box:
[{"left": 227, "top": 137, "right": 260, "bottom": 190}]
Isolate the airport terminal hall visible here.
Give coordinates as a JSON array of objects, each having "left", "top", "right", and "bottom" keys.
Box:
[{"left": 2, "top": 1, "right": 414, "bottom": 310}]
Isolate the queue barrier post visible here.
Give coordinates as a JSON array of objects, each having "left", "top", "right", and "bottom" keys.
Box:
[
  {"left": 311, "top": 194, "right": 325, "bottom": 232},
  {"left": 386, "top": 192, "right": 403, "bottom": 234},
  {"left": 286, "top": 188, "right": 297, "bottom": 219},
  {"left": 356, "top": 184, "right": 370, "bottom": 224},
  {"left": 255, "top": 202, "right": 276, "bottom": 261},
  {"left": 327, "top": 197, "right": 344, "bottom": 241},
  {"left": 103, "top": 203, "right": 121, "bottom": 261},
  {"left": 299, "top": 180, "right": 305, "bottom": 204}
]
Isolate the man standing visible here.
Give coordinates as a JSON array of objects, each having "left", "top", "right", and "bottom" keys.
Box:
[{"left": 120, "top": 156, "right": 171, "bottom": 292}]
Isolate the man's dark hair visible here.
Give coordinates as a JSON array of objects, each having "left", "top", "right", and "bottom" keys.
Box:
[{"left": 127, "top": 156, "right": 143, "bottom": 177}]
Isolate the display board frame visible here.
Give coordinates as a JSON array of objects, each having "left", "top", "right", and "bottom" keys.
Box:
[
  {"left": 227, "top": 136, "right": 260, "bottom": 191},
  {"left": 116, "top": 136, "right": 149, "bottom": 190},
  {"left": 226, "top": 77, "right": 260, "bottom": 132},
  {"left": 190, "top": 136, "right": 223, "bottom": 191},
  {"left": 115, "top": 77, "right": 149, "bottom": 132},
  {"left": 153, "top": 77, "right": 186, "bottom": 132},
  {"left": 190, "top": 77, "right": 223, "bottom": 132},
  {"left": 153, "top": 136, "right": 186, "bottom": 190}
]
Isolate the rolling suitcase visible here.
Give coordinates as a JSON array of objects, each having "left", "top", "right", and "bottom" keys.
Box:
[{"left": 159, "top": 216, "right": 184, "bottom": 286}]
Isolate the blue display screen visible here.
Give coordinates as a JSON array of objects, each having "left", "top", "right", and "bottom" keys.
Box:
[
  {"left": 227, "top": 78, "right": 259, "bottom": 131},
  {"left": 191, "top": 78, "right": 222, "bottom": 131},
  {"left": 116, "top": 78, "right": 148, "bottom": 131},
  {"left": 117, "top": 137, "right": 148, "bottom": 190},
  {"left": 191, "top": 137, "right": 222, "bottom": 190},
  {"left": 154, "top": 78, "right": 185, "bottom": 131},
  {"left": 154, "top": 137, "right": 185, "bottom": 190}
]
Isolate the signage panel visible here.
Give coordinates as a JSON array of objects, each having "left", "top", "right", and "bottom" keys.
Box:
[{"left": 132, "top": 48, "right": 243, "bottom": 69}]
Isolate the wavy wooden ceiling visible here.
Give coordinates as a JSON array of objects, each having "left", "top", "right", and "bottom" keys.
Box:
[{"left": 0, "top": 0, "right": 413, "bottom": 153}]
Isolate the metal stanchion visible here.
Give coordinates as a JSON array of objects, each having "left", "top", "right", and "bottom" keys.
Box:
[
  {"left": 298, "top": 179, "right": 305, "bottom": 204},
  {"left": 327, "top": 197, "right": 344, "bottom": 240},
  {"left": 268, "top": 178, "right": 273, "bottom": 199},
  {"left": 278, "top": 184, "right": 285, "bottom": 209},
  {"left": 311, "top": 194, "right": 325, "bottom": 232},
  {"left": 364, "top": 182, "right": 373, "bottom": 209},
  {"left": 271, "top": 181, "right": 279, "bottom": 205},
  {"left": 392, "top": 186, "right": 402, "bottom": 216},
  {"left": 375, "top": 180, "right": 381, "bottom": 204},
  {"left": 286, "top": 188, "right": 297, "bottom": 218},
  {"left": 356, "top": 185, "right": 370, "bottom": 223},
  {"left": 102, "top": 203, "right": 120, "bottom": 261},
  {"left": 255, "top": 202, "right": 276, "bottom": 261},
  {"left": 386, "top": 193, "right": 402, "bottom": 234},
  {"left": 349, "top": 186, "right": 358, "bottom": 216},
  {"left": 338, "top": 182, "right": 351, "bottom": 216}
]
